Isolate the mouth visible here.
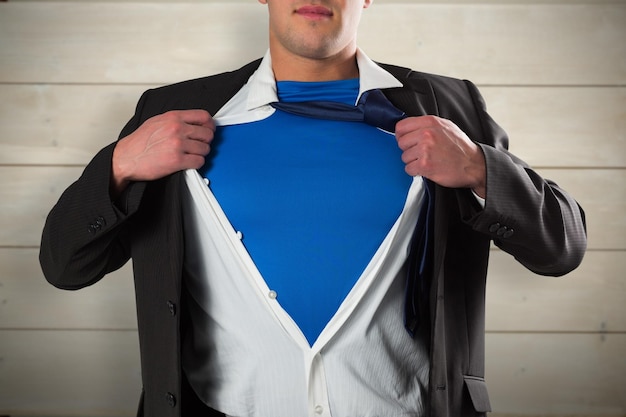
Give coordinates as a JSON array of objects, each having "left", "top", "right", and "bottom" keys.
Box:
[{"left": 295, "top": 5, "right": 333, "bottom": 20}]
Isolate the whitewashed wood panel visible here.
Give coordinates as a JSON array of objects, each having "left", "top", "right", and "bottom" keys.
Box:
[
  {"left": 1, "top": 331, "right": 623, "bottom": 416},
  {"left": 359, "top": 3, "right": 626, "bottom": 86},
  {"left": 0, "top": 166, "right": 84, "bottom": 247},
  {"left": 0, "top": 248, "right": 137, "bottom": 330},
  {"left": 0, "top": 330, "right": 140, "bottom": 416},
  {"left": 480, "top": 86, "right": 626, "bottom": 168},
  {"left": 486, "top": 250, "right": 626, "bottom": 332},
  {"left": 486, "top": 333, "right": 626, "bottom": 416},
  {"left": 0, "top": 1, "right": 622, "bottom": 416},
  {"left": 0, "top": 167, "right": 621, "bottom": 248},
  {"left": 0, "top": 84, "right": 150, "bottom": 166},
  {"left": 536, "top": 168, "right": 626, "bottom": 251},
  {"left": 0, "top": 3, "right": 269, "bottom": 85},
  {"left": 2, "top": 248, "right": 623, "bottom": 333},
  {"left": 1, "top": 84, "right": 624, "bottom": 168},
  {"left": 0, "top": 3, "right": 624, "bottom": 85}
]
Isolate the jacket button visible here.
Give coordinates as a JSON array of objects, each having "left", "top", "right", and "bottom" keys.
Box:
[
  {"left": 88, "top": 216, "right": 106, "bottom": 235},
  {"left": 503, "top": 229, "right": 515, "bottom": 238},
  {"left": 489, "top": 223, "right": 500, "bottom": 233},
  {"left": 167, "top": 301, "right": 176, "bottom": 316},
  {"left": 496, "top": 226, "right": 508, "bottom": 236},
  {"left": 166, "top": 392, "right": 177, "bottom": 407}
]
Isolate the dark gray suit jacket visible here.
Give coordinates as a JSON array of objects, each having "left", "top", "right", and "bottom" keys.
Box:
[{"left": 40, "top": 59, "right": 587, "bottom": 416}]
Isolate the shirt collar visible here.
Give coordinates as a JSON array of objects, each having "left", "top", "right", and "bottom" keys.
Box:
[{"left": 246, "top": 48, "right": 404, "bottom": 111}]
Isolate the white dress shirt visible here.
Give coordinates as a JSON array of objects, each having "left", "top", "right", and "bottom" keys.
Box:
[{"left": 181, "top": 49, "right": 430, "bottom": 417}]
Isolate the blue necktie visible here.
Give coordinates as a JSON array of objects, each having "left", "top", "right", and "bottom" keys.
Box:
[
  {"left": 271, "top": 89, "right": 433, "bottom": 336},
  {"left": 271, "top": 89, "right": 406, "bottom": 133}
]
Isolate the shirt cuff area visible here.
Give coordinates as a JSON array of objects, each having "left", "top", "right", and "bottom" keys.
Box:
[{"left": 472, "top": 189, "right": 486, "bottom": 208}]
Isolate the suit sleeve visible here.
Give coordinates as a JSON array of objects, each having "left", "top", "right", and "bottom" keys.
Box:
[
  {"left": 440, "top": 79, "right": 587, "bottom": 276},
  {"left": 38, "top": 91, "right": 151, "bottom": 290}
]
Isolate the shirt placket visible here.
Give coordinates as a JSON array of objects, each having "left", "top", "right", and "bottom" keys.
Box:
[{"left": 307, "top": 352, "right": 332, "bottom": 417}]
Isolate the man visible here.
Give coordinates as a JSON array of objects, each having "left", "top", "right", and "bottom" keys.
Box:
[{"left": 39, "top": 0, "right": 587, "bottom": 416}]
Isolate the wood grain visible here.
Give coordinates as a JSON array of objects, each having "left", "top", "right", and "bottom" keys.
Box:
[
  {"left": 0, "top": 3, "right": 624, "bottom": 85},
  {"left": 1, "top": 84, "right": 624, "bottom": 167}
]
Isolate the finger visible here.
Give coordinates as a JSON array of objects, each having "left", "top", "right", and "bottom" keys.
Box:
[
  {"left": 186, "top": 124, "right": 215, "bottom": 143},
  {"left": 401, "top": 147, "right": 421, "bottom": 165},
  {"left": 171, "top": 109, "right": 215, "bottom": 129},
  {"left": 178, "top": 153, "right": 207, "bottom": 171},
  {"left": 395, "top": 115, "right": 438, "bottom": 137},
  {"left": 404, "top": 160, "right": 421, "bottom": 177},
  {"left": 181, "top": 137, "right": 211, "bottom": 157},
  {"left": 394, "top": 117, "right": 416, "bottom": 138}
]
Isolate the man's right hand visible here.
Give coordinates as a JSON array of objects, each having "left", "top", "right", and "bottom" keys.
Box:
[{"left": 111, "top": 110, "right": 216, "bottom": 196}]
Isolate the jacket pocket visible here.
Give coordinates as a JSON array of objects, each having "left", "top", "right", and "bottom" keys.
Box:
[{"left": 463, "top": 375, "right": 492, "bottom": 413}]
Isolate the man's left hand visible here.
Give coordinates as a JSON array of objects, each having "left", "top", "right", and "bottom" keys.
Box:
[{"left": 395, "top": 115, "right": 486, "bottom": 198}]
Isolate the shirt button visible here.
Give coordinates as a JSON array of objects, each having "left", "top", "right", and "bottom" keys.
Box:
[
  {"left": 314, "top": 405, "right": 324, "bottom": 414},
  {"left": 236, "top": 231, "right": 244, "bottom": 240},
  {"left": 203, "top": 177, "right": 210, "bottom": 185},
  {"left": 268, "top": 290, "right": 277, "bottom": 299}
]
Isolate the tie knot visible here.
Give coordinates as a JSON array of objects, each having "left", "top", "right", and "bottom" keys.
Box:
[
  {"left": 270, "top": 89, "right": 406, "bottom": 132},
  {"left": 359, "top": 89, "right": 406, "bottom": 133}
]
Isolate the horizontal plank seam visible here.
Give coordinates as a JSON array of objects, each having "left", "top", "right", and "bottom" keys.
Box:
[
  {"left": 2, "top": 328, "right": 624, "bottom": 335},
  {"left": 486, "top": 330, "right": 626, "bottom": 335},
  {"left": 0, "top": 81, "right": 625, "bottom": 88},
  {"left": 2, "top": 164, "right": 625, "bottom": 170},
  {"left": 1, "top": 246, "right": 623, "bottom": 252},
  {"left": 0, "top": 328, "right": 138, "bottom": 332}
]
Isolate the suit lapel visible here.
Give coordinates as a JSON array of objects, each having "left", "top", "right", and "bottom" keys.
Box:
[
  {"left": 380, "top": 66, "right": 450, "bottom": 335},
  {"left": 199, "top": 58, "right": 263, "bottom": 115},
  {"left": 378, "top": 62, "right": 439, "bottom": 117}
]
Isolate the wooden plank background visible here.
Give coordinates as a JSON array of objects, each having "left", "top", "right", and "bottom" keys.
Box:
[{"left": 0, "top": 1, "right": 624, "bottom": 416}]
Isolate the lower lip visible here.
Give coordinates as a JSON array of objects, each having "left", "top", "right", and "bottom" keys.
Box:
[{"left": 296, "top": 9, "right": 332, "bottom": 20}]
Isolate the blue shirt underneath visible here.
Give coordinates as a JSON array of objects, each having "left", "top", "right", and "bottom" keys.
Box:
[{"left": 199, "top": 79, "right": 411, "bottom": 345}]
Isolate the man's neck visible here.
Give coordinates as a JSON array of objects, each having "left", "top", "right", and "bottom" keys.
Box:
[{"left": 270, "top": 48, "right": 360, "bottom": 82}]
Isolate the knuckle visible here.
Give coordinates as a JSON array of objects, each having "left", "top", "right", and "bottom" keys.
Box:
[
  {"left": 421, "top": 129, "right": 436, "bottom": 141},
  {"left": 162, "top": 110, "right": 181, "bottom": 122},
  {"left": 425, "top": 114, "right": 441, "bottom": 124},
  {"left": 167, "top": 123, "right": 186, "bottom": 138}
]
